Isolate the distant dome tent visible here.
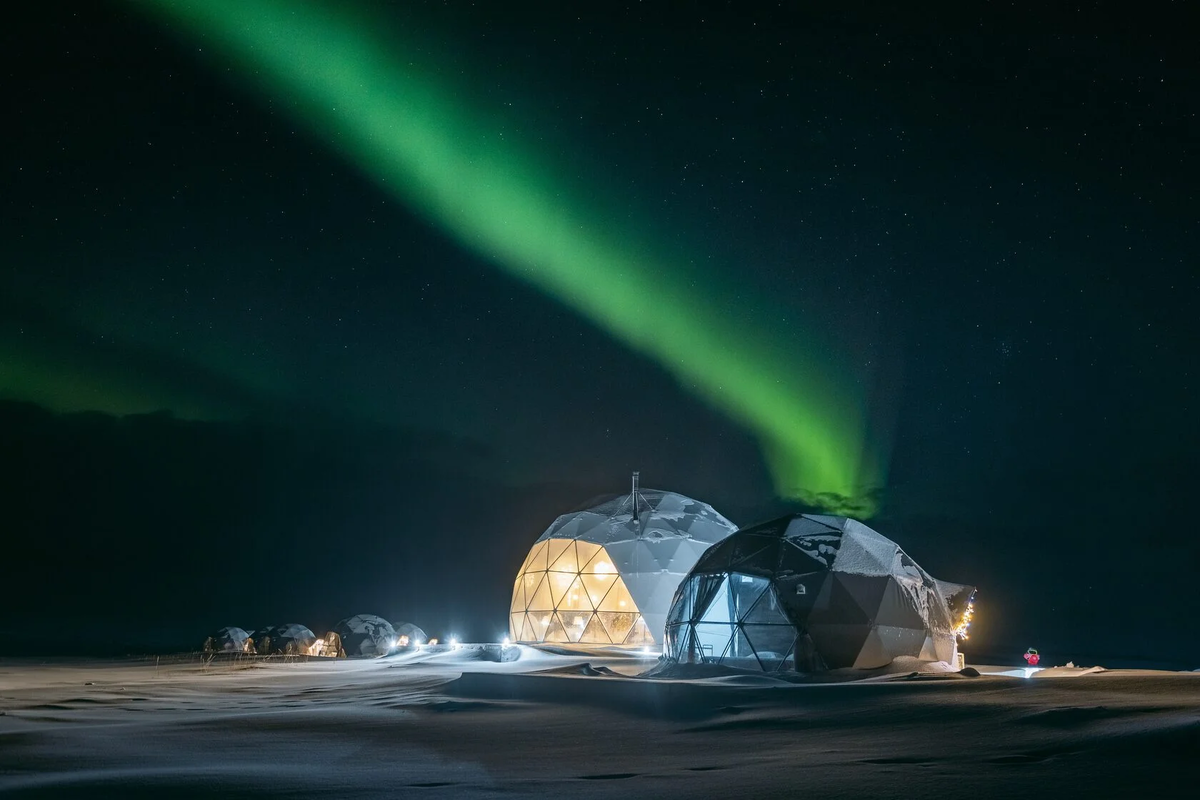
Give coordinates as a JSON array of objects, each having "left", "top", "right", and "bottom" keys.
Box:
[
  {"left": 203, "top": 627, "right": 254, "bottom": 654},
  {"left": 393, "top": 621, "right": 426, "bottom": 647},
  {"left": 511, "top": 475, "right": 737, "bottom": 646},
  {"left": 331, "top": 614, "right": 397, "bottom": 657},
  {"left": 254, "top": 623, "right": 321, "bottom": 656},
  {"left": 664, "top": 514, "right": 975, "bottom": 672}
]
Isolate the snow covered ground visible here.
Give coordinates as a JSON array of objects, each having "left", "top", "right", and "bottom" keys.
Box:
[{"left": 1, "top": 646, "right": 1196, "bottom": 797}]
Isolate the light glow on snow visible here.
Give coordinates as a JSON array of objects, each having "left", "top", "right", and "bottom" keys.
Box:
[{"left": 131, "top": 0, "right": 880, "bottom": 515}]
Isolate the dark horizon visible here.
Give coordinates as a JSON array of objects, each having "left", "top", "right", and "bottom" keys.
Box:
[{"left": 3, "top": 2, "right": 1196, "bottom": 668}]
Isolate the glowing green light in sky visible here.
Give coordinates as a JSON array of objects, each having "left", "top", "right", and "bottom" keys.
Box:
[{"left": 134, "top": 0, "right": 879, "bottom": 514}]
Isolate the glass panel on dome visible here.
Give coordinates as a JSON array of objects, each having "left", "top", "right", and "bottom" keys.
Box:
[
  {"left": 581, "top": 546, "right": 618, "bottom": 576},
  {"left": 521, "top": 571, "right": 544, "bottom": 607},
  {"left": 543, "top": 614, "right": 570, "bottom": 642},
  {"left": 527, "top": 575, "right": 555, "bottom": 611},
  {"left": 519, "top": 614, "right": 537, "bottom": 642},
  {"left": 625, "top": 616, "right": 655, "bottom": 645},
  {"left": 698, "top": 578, "right": 733, "bottom": 625},
  {"left": 557, "top": 576, "right": 591, "bottom": 613},
  {"left": 693, "top": 622, "right": 732, "bottom": 662},
  {"left": 547, "top": 570, "right": 577, "bottom": 606},
  {"left": 559, "top": 611, "right": 590, "bottom": 643},
  {"left": 509, "top": 613, "right": 524, "bottom": 640},
  {"left": 510, "top": 576, "right": 525, "bottom": 614},
  {"left": 741, "top": 585, "right": 791, "bottom": 625},
  {"left": 580, "top": 572, "right": 618, "bottom": 608},
  {"left": 724, "top": 628, "right": 759, "bottom": 669},
  {"left": 596, "top": 611, "right": 636, "bottom": 643},
  {"left": 730, "top": 573, "right": 771, "bottom": 621},
  {"left": 544, "top": 539, "right": 571, "bottom": 572},
  {"left": 528, "top": 612, "right": 552, "bottom": 640},
  {"left": 575, "top": 540, "right": 604, "bottom": 567},
  {"left": 691, "top": 573, "right": 729, "bottom": 623},
  {"left": 580, "top": 614, "right": 610, "bottom": 644},
  {"left": 742, "top": 624, "right": 797, "bottom": 665},
  {"left": 549, "top": 540, "right": 581, "bottom": 573},
  {"left": 597, "top": 576, "right": 636, "bottom": 612},
  {"left": 521, "top": 540, "right": 549, "bottom": 573}
]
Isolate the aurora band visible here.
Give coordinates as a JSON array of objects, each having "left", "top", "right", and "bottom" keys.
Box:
[{"left": 133, "top": 0, "right": 880, "bottom": 514}]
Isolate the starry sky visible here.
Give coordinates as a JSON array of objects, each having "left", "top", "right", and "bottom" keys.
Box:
[{"left": 2, "top": 2, "right": 1196, "bottom": 664}]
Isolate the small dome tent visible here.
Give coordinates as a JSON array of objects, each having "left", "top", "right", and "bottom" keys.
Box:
[
  {"left": 511, "top": 475, "right": 737, "bottom": 646},
  {"left": 393, "top": 621, "right": 426, "bottom": 647},
  {"left": 203, "top": 626, "right": 254, "bottom": 654},
  {"left": 255, "top": 623, "right": 321, "bottom": 656},
  {"left": 331, "top": 614, "right": 397, "bottom": 657},
  {"left": 664, "top": 513, "right": 975, "bottom": 672}
]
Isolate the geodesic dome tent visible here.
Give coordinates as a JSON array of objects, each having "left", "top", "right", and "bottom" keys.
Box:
[
  {"left": 254, "top": 623, "right": 320, "bottom": 656},
  {"left": 664, "top": 514, "right": 975, "bottom": 672},
  {"left": 393, "top": 621, "right": 427, "bottom": 647},
  {"left": 510, "top": 484, "right": 737, "bottom": 646},
  {"left": 203, "top": 626, "right": 254, "bottom": 654},
  {"left": 331, "top": 614, "right": 397, "bottom": 657}
]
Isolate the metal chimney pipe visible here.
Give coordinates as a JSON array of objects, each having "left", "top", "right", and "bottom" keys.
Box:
[{"left": 631, "top": 471, "right": 640, "bottom": 523}]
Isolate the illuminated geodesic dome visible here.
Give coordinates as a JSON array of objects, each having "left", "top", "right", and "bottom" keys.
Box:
[
  {"left": 393, "top": 621, "right": 427, "bottom": 647},
  {"left": 331, "top": 614, "right": 396, "bottom": 657},
  {"left": 510, "top": 486, "right": 737, "bottom": 646},
  {"left": 203, "top": 626, "right": 254, "bottom": 654},
  {"left": 664, "top": 514, "right": 975, "bottom": 672},
  {"left": 254, "top": 623, "right": 320, "bottom": 656}
]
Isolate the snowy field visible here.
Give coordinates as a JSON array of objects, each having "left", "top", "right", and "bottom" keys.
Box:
[{"left": 1, "top": 647, "right": 1196, "bottom": 798}]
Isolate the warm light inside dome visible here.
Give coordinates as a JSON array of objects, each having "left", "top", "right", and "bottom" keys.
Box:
[{"left": 509, "top": 538, "right": 655, "bottom": 646}]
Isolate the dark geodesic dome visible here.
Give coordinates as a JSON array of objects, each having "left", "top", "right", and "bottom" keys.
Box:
[
  {"left": 254, "top": 623, "right": 319, "bottom": 656},
  {"left": 664, "top": 514, "right": 974, "bottom": 672},
  {"left": 332, "top": 614, "right": 396, "bottom": 657},
  {"left": 203, "top": 626, "right": 254, "bottom": 654}
]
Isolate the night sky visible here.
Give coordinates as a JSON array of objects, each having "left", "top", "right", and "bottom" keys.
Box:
[{"left": 3, "top": 2, "right": 1196, "bottom": 665}]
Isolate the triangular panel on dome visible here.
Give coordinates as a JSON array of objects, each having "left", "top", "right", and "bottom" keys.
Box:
[
  {"left": 693, "top": 622, "right": 733, "bottom": 661},
  {"left": 597, "top": 611, "right": 636, "bottom": 643},
  {"left": 545, "top": 539, "right": 572, "bottom": 571},
  {"left": 549, "top": 540, "right": 581, "bottom": 574},
  {"left": 519, "top": 614, "right": 537, "bottom": 642},
  {"left": 642, "top": 537, "right": 685, "bottom": 572},
  {"left": 778, "top": 540, "right": 833, "bottom": 576},
  {"left": 543, "top": 613, "right": 570, "bottom": 643},
  {"left": 740, "top": 585, "right": 793, "bottom": 626},
  {"left": 806, "top": 622, "right": 873, "bottom": 669},
  {"left": 807, "top": 573, "right": 872, "bottom": 625},
  {"left": 831, "top": 531, "right": 895, "bottom": 577},
  {"left": 625, "top": 616, "right": 655, "bottom": 645},
  {"left": 697, "top": 577, "right": 734, "bottom": 625},
  {"left": 833, "top": 573, "right": 891, "bottom": 620},
  {"left": 852, "top": 628, "right": 891, "bottom": 669},
  {"left": 774, "top": 570, "right": 829, "bottom": 621},
  {"left": 874, "top": 577, "right": 927, "bottom": 630},
  {"left": 521, "top": 541, "right": 549, "bottom": 573},
  {"left": 729, "top": 535, "right": 780, "bottom": 573},
  {"left": 742, "top": 624, "right": 798, "bottom": 665},
  {"left": 729, "top": 573, "right": 773, "bottom": 621},
  {"left": 693, "top": 536, "right": 737, "bottom": 571},
  {"left": 919, "top": 635, "right": 939, "bottom": 661},
  {"left": 510, "top": 576, "right": 525, "bottom": 614},
  {"left": 726, "top": 627, "right": 759, "bottom": 666},
  {"left": 574, "top": 539, "right": 604, "bottom": 566},
  {"left": 580, "top": 572, "right": 619, "bottom": 608},
  {"left": 580, "top": 546, "right": 618, "bottom": 575},
  {"left": 547, "top": 571, "right": 577, "bottom": 607},
  {"left": 526, "top": 575, "right": 555, "bottom": 611},
  {"left": 597, "top": 575, "right": 637, "bottom": 612},
  {"left": 558, "top": 611, "right": 590, "bottom": 642},
  {"left": 509, "top": 613, "right": 524, "bottom": 640},
  {"left": 876, "top": 625, "right": 926, "bottom": 659},
  {"left": 528, "top": 611, "right": 552, "bottom": 640},
  {"left": 580, "top": 614, "right": 610, "bottom": 644},
  {"left": 804, "top": 514, "right": 849, "bottom": 530}
]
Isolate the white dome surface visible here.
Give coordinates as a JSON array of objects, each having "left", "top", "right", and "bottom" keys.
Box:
[{"left": 511, "top": 488, "right": 737, "bottom": 646}]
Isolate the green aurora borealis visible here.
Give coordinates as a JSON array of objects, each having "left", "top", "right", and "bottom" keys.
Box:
[{"left": 130, "top": 0, "right": 879, "bottom": 513}]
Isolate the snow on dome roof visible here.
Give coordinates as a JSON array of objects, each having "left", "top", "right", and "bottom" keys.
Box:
[
  {"left": 511, "top": 487, "right": 738, "bottom": 646},
  {"left": 537, "top": 488, "right": 736, "bottom": 548},
  {"left": 664, "top": 513, "right": 975, "bottom": 671}
]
